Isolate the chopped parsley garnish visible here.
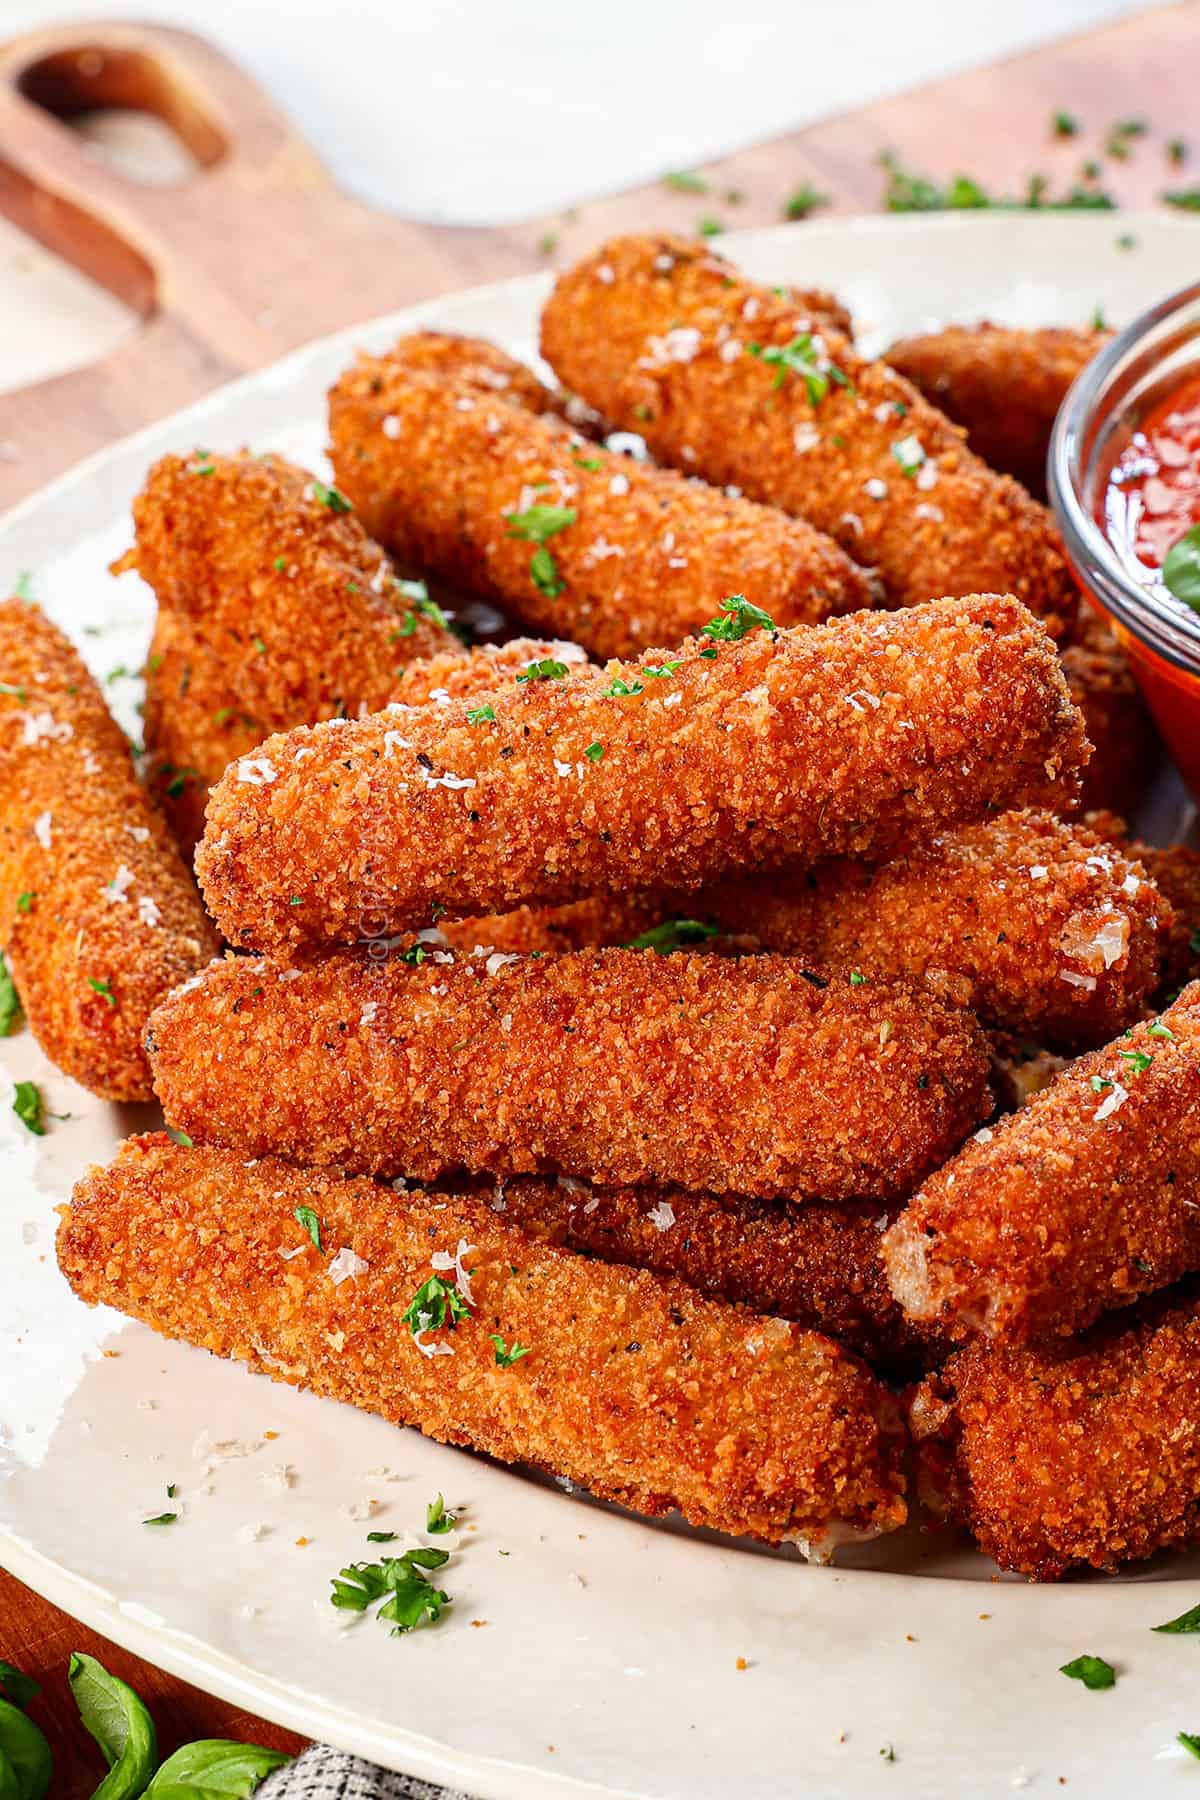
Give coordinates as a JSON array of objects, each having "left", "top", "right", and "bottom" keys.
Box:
[
  {"left": 1052, "top": 111, "right": 1079, "bottom": 137},
  {"left": 166, "top": 1484, "right": 177, "bottom": 1498},
  {"left": 143, "top": 1512, "right": 177, "bottom": 1526},
  {"left": 392, "top": 589, "right": 452, "bottom": 638},
  {"left": 1090, "top": 1075, "right": 1113, "bottom": 1094},
  {"left": 0, "top": 956, "right": 21, "bottom": 1038},
  {"left": 1168, "top": 138, "right": 1189, "bottom": 166},
  {"left": 1148, "top": 1020, "right": 1175, "bottom": 1040},
  {"left": 696, "top": 216, "right": 726, "bottom": 237},
  {"left": 490, "top": 1333, "right": 532, "bottom": 1368},
  {"left": 1115, "top": 232, "right": 1137, "bottom": 251},
  {"left": 642, "top": 661, "right": 682, "bottom": 678},
  {"left": 849, "top": 971, "right": 867, "bottom": 986},
  {"left": 426, "top": 1494, "right": 457, "bottom": 1534},
  {"left": 538, "top": 233, "right": 558, "bottom": 257},
  {"left": 0, "top": 682, "right": 26, "bottom": 702},
  {"left": 88, "top": 976, "right": 116, "bottom": 1007},
  {"left": 600, "top": 676, "right": 644, "bottom": 697},
  {"left": 401, "top": 1273, "right": 472, "bottom": 1338},
  {"left": 783, "top": 183, "right": 829, "bottom": 220},
  {"left": 1059, "top": 1654, "right": 1115, "bottom": 1690},
  {"left": 1153, "top": 1602, "right": 1200, "bottom": 1633},
  {"left": 747, "top": 333, "right": 851, "bottom": 405},
  {"left": 584, "top": 741, "right": 604, "bottom": 762},
  {"left": 573, "top": 453, "right": 602, "bottom": 472},
  {"left": 625, "top": 919, "right": 721, "bottom": 954},
  {"left": 400, "top": 943, "right": 426, "bottom": 967},
  {"left": 252, "top": 636, "right": 267, "bottom": 654},
  {"left": 663, "top": 169, "right": 709, "bottom": 193},
  {"left": 288, "top": 894, "right": 304, "bottom": 906},
  {"left": 1119, "top": 1047, "right": 1153, "bottom": 1076},
  {"left": 311, "top": 479, "right": 352, "bottom": 513},
  {"left": 878, "top": 149, "right": 1116, "bottom": 213},
  {"left": 12, "top": 571, "right": 33, "bottom": 602},
  {"left": 192, "top": 458, "right": 215, "bottom": 476},
  {"left": 467, "top": 704, "right": 496, "bottom": 725},
  {"left": 367, "top": 1531, "right": 398, "bottom": 1543},
  {"left": 1091, "top": 306, "right": 1108, "bottom": 331},
  {"left": 1163, "top": 188, "right": 1200, "bottom": 211},
  {"left": 293, "top": 1206, "right": 324, "bottom": 1253},
  {"left": 700, "top": 594, "right": 776, "bottom": 642},
  {"left": 505, "top": 504, "right": 577, "bottom": 543},
  {"left": 15, "top": 893, "right": 33, "bottom": 915},
  {"left": 880, "top": 1745, "right": 896, "bottom": 1762},
  {"left": 1179, "top": 1733, "right": 1200, "bottom": 1761},
  {"left": 529, "top": 545, "right": 565, "bottom": 596},
  {"left": 273, "top": 555, "right": 286, "bottom": 571},
  {"left": 330, "top": 1545, "right": 451, "bottom": 1635},
  {"left": 516, "top": 658, "right": 570, "bottom": 683},
  {"left": 166, "top": 1127, "right": 193, "bottom": 1148}
]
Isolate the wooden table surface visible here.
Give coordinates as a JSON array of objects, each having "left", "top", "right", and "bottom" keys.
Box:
[{"left": 1, "top": 1, "right": 1197, "bottom": 1787}]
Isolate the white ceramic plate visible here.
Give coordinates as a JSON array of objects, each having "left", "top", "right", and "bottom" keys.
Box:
[{"left": 4, "top": 213, "right": 1200, "bottom": 1800}]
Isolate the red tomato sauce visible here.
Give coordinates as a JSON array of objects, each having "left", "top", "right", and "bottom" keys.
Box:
[{"left": 1100, "top": 374, "right": 1200, "bottom": 577}]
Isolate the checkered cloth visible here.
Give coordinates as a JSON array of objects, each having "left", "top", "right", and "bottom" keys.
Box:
[{"left": 259, "top": 1745, "right": 470, "bottom": 1799}]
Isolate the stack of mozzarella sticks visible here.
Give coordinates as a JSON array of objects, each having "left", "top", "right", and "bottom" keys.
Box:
[{"left": 14, "top": 232, "right": 1199, "bottom": 1578}]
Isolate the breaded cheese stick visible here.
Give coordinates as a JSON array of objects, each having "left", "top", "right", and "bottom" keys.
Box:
[
  {"left": 329, "top": 360, "right": 877, "bottom": 659},
  {"left": 1084, "top": 810, "right": 1200, "bottom": 994},
  {"left": 196, "top": 594, "right": 1088, "bottom": 958},
  {"left": 701, "top": 809, "right": 1167, "bottom": 1050},
  {"left": 374, "top": 328, "right": 565, "bottom": 416},
  {"left": 433, "top": 892, "right": 674, "bottom": 958},
  {"left": 0, "top": 600, "right": 219, "bottom": 1099},
  {"left": 885, "top": 321, "right": 1110, "bottom": 498},
  {"left": 492, "top": 1177, "right": 938, "bottom": 1370},
  {"left": 58, "top": 1134, "right": 909, "bottom": 1554},
  {"left": 908, "top": 1292, "right": 1200, "bottom": 1578},
  {"left": 882, "top": 986, "right": 1200, "bottom": 1343},
  {"left": 147, "top": 948, "right": 992, "bottom": 1202},
  {"left": 539, "top": 235, "right": 1079, "bottom": 638},
  {"left": 1062, "top": 607, "right": 1161, "bottom": 818}
]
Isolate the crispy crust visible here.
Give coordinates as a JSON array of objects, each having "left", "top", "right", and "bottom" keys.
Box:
[
  {"left": 1062, "top": 607, "right": 1161, "bottom": 818},
  {"left": 539, "top": 235, "right": 1079, "bottom": 638},
  {"left": 147, "top": 947, "right": 991, "bottom": 1202},
  {"left": 885, "top": 322, "right": 1110, "bottom": 498},
  {"left": 1083, "top": 810, "right": 1200, "bottom": 995},
  {"left": 376, "top": 328, "right": 565, "bottom": 414},
  {"left": 882, "top": 984, "right": 1200, "bottom": 1343},
  {"left": 328, "top": 357, "right": 876, "bottom": 659},
  {"left": 195, "top": 594, "right": 1088, "bottom": 958},
  {"left": 57, "top": 1134, "right": 909, "bottom": 1552},
  {"left": 908, "top": 1293, "right": 1200, "bottom": 1578},
  {"left": 0, "top": 601, "right": 219, "bottom": 1099},
  {"left": 702, "top": 809, "right": 1167, "bottom": 1049}
]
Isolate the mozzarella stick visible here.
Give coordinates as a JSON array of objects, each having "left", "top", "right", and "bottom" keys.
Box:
[
  {"left": 1083, "top": 810, "right": 1200, "bottom": 996},
  {"left": 882, "top": 986, "right": 1200, "bottom": 1343},
  {"left": 329, "top": 359, "right": 877, "bottom": 659},
  {"left": 491, "top": 1177, "right": 938, "bottom": 1370},
  {"left": 0, "top": 600, "right": 219, "bottom": 1099},
  {"left": 885, "top": 321, "right": 1110, "bottom": 498},
  {"left": 58, "top": 1135, "right": 909, "bottom": 1554},
  {"left": 1062, "top": 607, "right": 1161, "bottom": 819},
  {"left": 195, "top": 594, "right": 1088, "bottom": 959},
  {"left": 909, "top": 1293, "right": 1200, "bottom": 1578},
  {"left": 539, "top": 235, "right": 1078, "bottom": 638},
  {"left": 147, "top": 947, "right": 991, "bottom": 1202},
  {"left": 374, "top": 328, "right": 566, "bottom": 416},
  {"left": 701, "top": 809, "right": 1166, "bottom": 1049}
]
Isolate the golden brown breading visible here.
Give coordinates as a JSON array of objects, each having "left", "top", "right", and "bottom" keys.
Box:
[
  {"left": 0, "top": 600, "right": 219, "bottom": 1099},
  {"left": 147, "top": 948, "right": 992, "bottom": 1202},
  {"left": 58, "top": 1134, "right": 909, "bottom": 1554},
  {"left": 1061, "top": 606, "right": 1161, "bottom": 818},
  {"left": 328, "top": 359, "right": 876, "bottom": 659},
  {"left": 1083, "top": 810, "right": 1200, "bottom": 995},
  {"left": 373, "top": 328, "right": 564, "bottom": 415},
  {"left": 702, "top": 809, "right": 1166, "bottom": 1050},
  {"left": 433, "top": 892, "right": 671, "bottom": 957},
  {"left": 885, "top": 321, "right": 1110, "bottom": 498},
  {"left": 882, "top": 985, "right": 1200, "bottom": 1343},
  {"left": 195, "top": 595, "right": 1088, "bottom": 959},
  {"left": 539, "top": 234, "right": 1079, "bottom": 639},
  {"left": 908, "top": 1292, "right": 1200, "bottom": 1578},
  {"left": 491, "top": 1177, "right": 938, "bottom": 1371}
]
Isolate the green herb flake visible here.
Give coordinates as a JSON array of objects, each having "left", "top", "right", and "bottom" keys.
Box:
[
  {"left": 504, "top": 503, "right": 577, "bottom": 543},
  {"left": 700, "top": 593, "right": 776, "bottom": 642},
  {"left": 747, "top": 333, "right": 851, "bottom": 404},
  {"left": 584, "top": 741, "right": 604, "bottom": 763},
  {"left": 467, "top": 704, "right": 496, "bottom": 725},
  {"left": 1179, "top": 1732, "right": 1200, "bottom": 1761},
  {"left": 1163, "top": 188, "right": 1200, "bottom": 212},
  {"left": 849, "top": 971, "right": 867, "bottom": 986},
  {"left": 1120, "top": 1047, "right": 1153, "bottom": 1076},
  {"left": 600, "top": 676, "right": 644, "bottom": 697},
  {"left": 426, "top": 1493, "right": 457, "bottom": 1534},
  {"left": 311, "top": 479, "right": 352, "bottom": 513},
  {"left": 490, "top": 1333, "right": 533, "bottom": 1368},
  {"left": 88, "top": 975, "right": 117, "bottom": 1007},
  {"left": 0, "top": 957, "right": 21, "bottom": 1038},
  {"left": 663, "top": 169, "right": 709, "bottom": 193},
  {"left": 891, "top": 434, "right": 926, "bottom": 477},
  {"left": 0, "top": 682, "right": 26, "bottom": 702},
  {"left": 12, "top": 571, "right": 33, "bottom": 602},
  {"left": 289, "top": 894, "right": 304, "bottom": 906},
  {"left": 1115, "top": 232, "right": 1138, "bottom": 251},
  {"left": 696, "top": 216, "right": 726, "bottom": 237},
  {"left": 192, "top": 458, "right": 215, "bottom": 476},
  {"left": 143, "top": 1511, "right": 178, "bottom": 1526},
  {"left": 625, "top": 919, "right": 721, "bottom": 954},
  {"left": 401, "top": 1273, "right": 473, "bottom": 1340},
  {"left": 516, "top": 657, "right": 570, "bottom": 683},
  {"left": 293, "top": 1206, "right": 323, "bottom": 1253},
  {"left": 252, "top": 635, "right": 267, "bottom": 655},
  {"left": 1052, "top": 110, "right": 1079, "bottom": 137},
  {"left": 15, "top": 893, "right": 33, "bottom": 916},
  {"left": 572, "top": 453, "right": 602, "bottom": 472},
  {"left": 367, "top": 1530, "right": 398, "bottom": 1543},
  {"left": 12, "top": 1080, "right": 44, "bottom": 1136},
  {"left": 783, "top": 183, "right": 829, "bottom": 221},
  {"left": 1168, "top": 138, "right": 1189, "bottom": 166},
  {"left": 1090, "top": 1074, "right": 1114, "bottom": 1093},
  {"left": 330, "top": 1545, "right": 451, "bottom": 1635},
  {"left": 642, "top": 661, "right": 682, "bottom": 678},
  {"left": 538, "top": 233, "right": 559, "bottom": 257},
  {"left": 273, "top": 555, "right": 287, "bottom": 571},
  {"left": 1148, "top": 1020, "right": 1175, "bottom": 1040},
  {"left": 529, "top": 544, "right": 565, "bottom": 597},
  {"left": 1059, "top": 1654, "right": 1116, "bottom": 1690},
  {"left": 1153, "top": 1602, "right": 1200, "bottom": 1633}
]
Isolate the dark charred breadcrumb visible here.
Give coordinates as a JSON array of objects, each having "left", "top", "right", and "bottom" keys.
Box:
[
  {"left": 0, "top": 600, "right": 219, "bottom": 1099},
  {"left": 702, "top": 809, "right": 1166, "bottom": 1050},
  {"left": 57, "top": 1134, "right": 909, "bottom": 1554},
  {"left": 908, "top": 1291, "right": 1200, "bottom": 1578},
  {"left": 147, "top": 948, "right": 992, "bottom": 1203},
  {"left": 885, "top": 321, "right": 1111, "bottom": 498},
  {"left": 1062, "top": 607, "right": 1161, "bottom": 818},
  {"left": 328, "top": 359, "right": 876, "bottom": 659},
  {"left": 882, "top": 984, "right": 1200, "bottom": 1343},
  {"left": 540, "top": 234, "right": 1079, "bottom": 639},
  {"left": 195, "top": 594, "right": 1088, "bottom": 959}
]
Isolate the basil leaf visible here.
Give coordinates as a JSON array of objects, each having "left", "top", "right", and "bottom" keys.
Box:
[
  {"left": 68, "top": 1652, "right": 157, "bottom": 1799},
  {"left": 1163, "top": 524, "right": 1200, "bottom": 610},
  {"left": 143, "top": 1739, "right": 291, "bottom": 1797},
  {"left": 0, "top": 1749, "right": 19, "bottom": 1800},
  {"left": 0, "top": 1668, "right": 37, "bottom": 1712},
  {"left": 0, "top": 1699, "right": 50, "bottom": 1800},
  {"left": 1153, "top": 1601, "right": 1200, "bottom": 1633}
]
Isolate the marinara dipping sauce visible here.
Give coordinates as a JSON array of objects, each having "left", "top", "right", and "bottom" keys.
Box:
[{"left": 1050, "top": 282, "right": 1200, "bottom": 799}]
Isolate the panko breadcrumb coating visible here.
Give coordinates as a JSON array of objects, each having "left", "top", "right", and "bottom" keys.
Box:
[
  {"left": 374, "top": 328, "right": 565, "bottom": 416},
  {"left": 1083, "top": 810, "right": 1200, "bottom": 996},
  {"left": 539, "top": 235, "right": 1079, "bottom": 638},
  {"left": 885, "top": 321, "right": 1110, "bottom": 498},
  {"left": 433, "top": 892, "right": 672, "bottom": 958},
  {"left": 328, "top": 359, "right": 876, "bottom": 659},
  {"left": 147, "top": 947, "right": 992, "bottom": 1202},
  {"left": 1061, "top": 607, "right": 1161, "bottom": 818},
  {"left": 702, "top": 809, "right": 1166, "bottom": 1049},
  {"left": 882, "top": 985, "right": 1200, "bottom": 1343},
  {"left": 491, "top": 1177, "right": 938, "bottom": 1371},
  {"left": 908, "top": 1292, "right": 1200, "bottom": 1578},
  {"left": 195, "top": 595, "right": 1088, "bottom": 959},
  {"left": 0, "top": 600, "right": 219, "bottom": 1099},
  {"left": 58, "top": 1134, "right": 909, "bottom": 1555}
]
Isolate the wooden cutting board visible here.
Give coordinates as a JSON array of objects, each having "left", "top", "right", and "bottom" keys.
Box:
[{"left": 0, "top": 3, "right": 1196, "bottom": 512}]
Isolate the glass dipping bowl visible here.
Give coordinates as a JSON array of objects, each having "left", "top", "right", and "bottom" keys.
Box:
[{"left": 1049, "top": 279, "right": 1200, "bottom": 797}]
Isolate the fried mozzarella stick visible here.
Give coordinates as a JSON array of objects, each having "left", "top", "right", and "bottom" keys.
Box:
[
  {"left": 908, "top": 1293, "right": 1200, "bottom": 1578},
  {"left": 540, "top": 235, "right": 1078, "bottom": 639},
  {"left": 493, "top": 1178, "right": 937, "bottom": 1370},
  {"left": 1062, "top": 607, "right": 1160, "bottom": 818},
  {"left": 702, "top": 809, "right": 1166, "bottom": 1050},
  {"left": 328, "top": 359, "right": 876, "bottom": 659},
  {"left": 885, "top": 322, "right": 1110, "bottom": 499},
  {"left": 0, "top": 600, "right": 219, "bottom": 1099},
  {"left": 196, "top": 595, "right": 1087, "bottom": 959},
  {"left": 1084, "top": 810, "right": 1200, "bottom": 994},
  {"left": 882, "top": 986, "right": 1200, "bottom": 1343},
  {"left": 58, "top": 1135, "right": 909, "bottom": 1554},
  {"left": 148, "top": 948, "right": 991, "bottom": 1202}
]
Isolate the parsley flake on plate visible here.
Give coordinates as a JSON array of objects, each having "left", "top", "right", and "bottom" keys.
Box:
[
  {"left": 11, "top": 1080, "right": 43, "bottom": 1136},
  {"left": 330, "top": 1546, "right": 452, "bottom": 1636},
  {"left": 1153, "top": 1602, "right": 1200, "bottom": 1633},
  {"left": 426, "top": 1494, "right": 457, "bottom": 1534},
  {"left": 143, "top": 1512, "right": 178, "bottom": 1527},
  {"left": 1179, "top": 1733, "right": 1200, "bottom": 1761},
  {"left": 663, "top": 169, "right": 709, "bottom": 193},
  {"left": 1059, "top": 1654, "right": 1116, "bottom": 1690},
  {"left": 783, "top": 183, "right": 829, "bottom": 221}
]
